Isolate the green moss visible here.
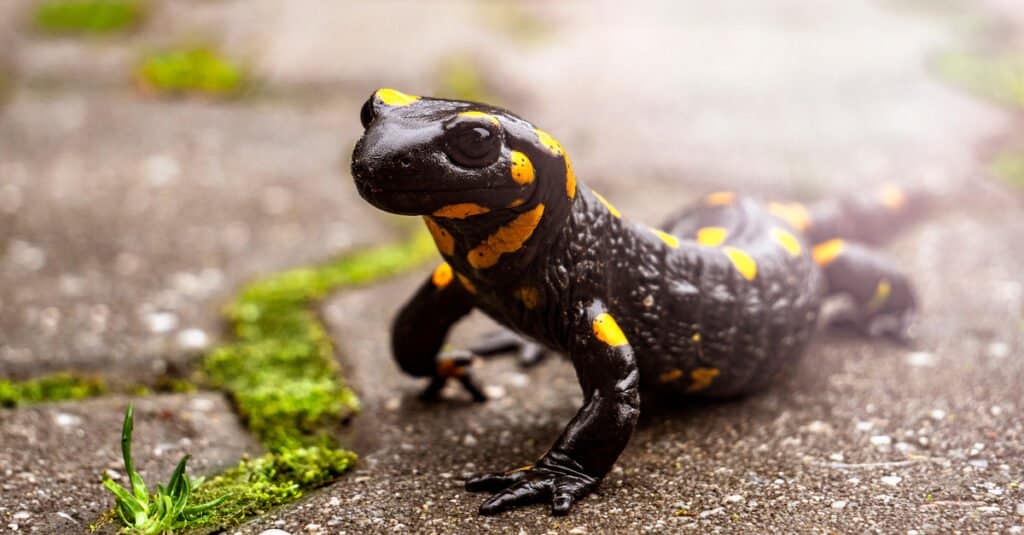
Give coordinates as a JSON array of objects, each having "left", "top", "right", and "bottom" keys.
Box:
[
  {"left": 0, "top": 372, "right": 106, "bottom": 407},
  {"left": 203, "top": 230, "right": 435, "bottom": 452},
  {"left": 934, "top": 51, "right": 1024, "bottom": 110},
  {"left": 136, "top": 46, "right": 246, "bottom": 98},
  {"left": 34, "top": 0, "right": 145, "bottom": 35},
  {"left": 186, "top": 446, "right": 356, "bottom": 532},
  {"left": 992, "top": 149, "right": 1024, "bottom": 189}
]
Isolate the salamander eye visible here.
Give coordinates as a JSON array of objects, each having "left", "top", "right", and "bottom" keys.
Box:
[
  {"left": 445, "top": 124, "right": 500, "bottom": 168},
  {"left": 360, "top": 97, "right": 376, "bottom": 129}
]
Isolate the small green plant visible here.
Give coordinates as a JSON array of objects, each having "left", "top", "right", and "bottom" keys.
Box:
[
  {"left": 136, "top": 46, "right": 246, "bottom": 98},
  {"left": 102, "top": 405, "right": 228, "bottom": 534},
  {"left": 34, "top": 0, "right": 145, "bottom": 35},
  {"left": 0, "top": 372, "right": 106, "bottom": 407}
]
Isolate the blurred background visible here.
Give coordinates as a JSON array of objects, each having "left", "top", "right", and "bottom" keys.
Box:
[{"left": 1, "top": 1, "right": 1023, "bottom": 532}]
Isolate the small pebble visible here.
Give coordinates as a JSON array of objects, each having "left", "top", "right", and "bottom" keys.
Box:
[
  {"left": 804, "top": 421, "right": 832, "bottom": 435},
  {"left": 177, "top": 328, "right": 210, "bottom": 350},
  {"left": 144, "top": 311, "right": 178, "bottom": 334},
  {"left": 53, "top": 412, "right": 81, "bottom": 427},
  {"left": 723, "top": 494, "right": 744, "bottom": 504},
  {"left": 855, "top": 421, "right": 874, "bottom": 432},
  {"left": 463, "top": 434, "right": 478, "bottom": 447},
  {"left": 1016, "top": 502, "right": 1024, "bottom": 516},
  {"left": 929, "top": 409, "right": 946, "bottom": 421},
  {"left": 831, "top": 500, "right": 847, "bottom": 510},
  {"left": 870, "top": 435, "right": 892, "bottom": 447},
  {"left": 880, "top": 475, "right": 902, "bottom": 487},
  {"left": 12, "top": 512, "right": 29, "bottom": 520},
  {"left": 905, "top": 351, "right": 935, "bottom": 367}
]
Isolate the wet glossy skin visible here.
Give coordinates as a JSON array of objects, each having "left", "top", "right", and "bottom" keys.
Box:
[{"left": 350, "top": 88, "right": 919, "bottom": 516}]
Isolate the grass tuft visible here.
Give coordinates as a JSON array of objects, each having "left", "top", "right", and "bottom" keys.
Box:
[
  {"left": 136, "top": 46, "right": 246, "bottom": 98},
  {"left": 0, "top": 372, "right": 106, "bottom": 407},
  {"left": 34, "top": 0, "right": 145, "bottom": 35},
  {"left": 102, "top": 405, "right": 229, "bottom": 534}
]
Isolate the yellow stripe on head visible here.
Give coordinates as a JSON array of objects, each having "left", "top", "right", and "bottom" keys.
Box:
[
  {"left": 375, "top": 88, "right": 419, "bottom": 107},
  {"left": 723, "top": 247, "right": 757, "bottom": 280},
  {"left": 433, "top": 203, "right": 490, "bottom": 219},
  {"left": 592, "top": 313, "right": 629, "bottom": 347},
  {"left": 467, "top": 204, "right": 545, "bottom": 269},
  {"left": 510, "top": 150, "right": 535, "bottom": 185},
  {"left": 432, "top": 262, "right": 454, "bottom": 288},
  {"left": 812, "top": 239, "right": 845, "bottom": 266},
  {"left": 649, "top": 228, "right": 680, "bottom": 248},
  {"left": 592, "top": 191, "right": 622, "bottom": 218},
  {"left": 533, "top": 129, "right": 576, "bottom": 198},
  {"left": 771, "top": 227, "right": 802, "bottom": 257},
  {"left": 696, "top": 226, "right": 728, "bottom": 246},
  {"left": 458, "top": 110, "right": 499, "bottom": 126}
]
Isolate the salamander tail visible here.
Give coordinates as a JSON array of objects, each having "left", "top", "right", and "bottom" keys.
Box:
[{"left": 770, "top": 184, "right": 935, "bottom": 246}]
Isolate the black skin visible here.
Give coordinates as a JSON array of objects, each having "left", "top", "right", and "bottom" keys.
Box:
[{"left": 350, "top": 89, "right": 920, "bottom": 516}]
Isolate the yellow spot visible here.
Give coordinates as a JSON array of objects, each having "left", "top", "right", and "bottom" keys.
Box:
[
  {"left": 507, "top": 199, "right": 525, "bottom": 208},
  {"left": 456, "top": 273, "right": 476, "bottom": 294},
  {"left": 433, "top": 203, "right": 490, "bottom": 219},
  {"left": 437, "top": 358, "right": 467, "bottom": 378},
  {"left": 812, "top": 239, "right": 845, "bottom": 267},
  {"left": 771, "top": 227, "right": 803, "bottom": 257},
  {"left": 513, "top": 465, "right": 534, "bottom": 472},
  {"left": 866, "top": 278, "right": 892, "bottom": 312},
  {"left": 514, "top": 286, "right": 540, "bottom": 309},
  {"left": 880, "top": 183, "right": 906, "bottom": 211},
  {"left": 467, "top": 204, "right": 545, "bottom": 269},
  {"left": 375, "top": 88, "right": 419, "bottom": 107},
  {"left": 687, "top": 368, "right": 720, "bottom": 393},
  {"left": 423, "top": 216, "right": 454, "bottom": 256},
  {"left": 768, "top": 201, "right": 812, "bottom": 231},
  {"left": 705, "top": 191, "right": 736, "bottom": 206},
  {"left": 592, "top": 191, "right": 622, "bottom": 218},
  {"left": 649, "top": 228, "right": 680, "bottom": 248},
  {"left": 691, "top": 332, "right": 701, "bottom": 343},
  {"left": 723, "top": 247, "right": 757, "bottom": 280},
  {"left": 510, "top": 150, "right": 535, "bottom": 185},
  {"left": 659, "top": 369, "right": 684, "bottom": 383},
  {"left": 458, "top": 110, "right": 499, "bottom": 126},
  {"left": 592, "top": 313, "right": 629, "bottom": 347},
  {"left": 432, "top": 262, "right": 453, "bottom": 288},
  {"left": 696, "top": 226, "right": 728, "bottom": 246}
]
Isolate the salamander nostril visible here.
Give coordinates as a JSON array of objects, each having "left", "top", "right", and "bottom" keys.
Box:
[
  {"left": 398, "top": 156, "right": 414, "bottom": 168},
  {"left": 351, "top": 161, "right": 369, "bottom": 179}
]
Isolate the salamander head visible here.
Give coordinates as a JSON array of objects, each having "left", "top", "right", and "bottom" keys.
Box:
[{"left": 351, "top": 88, "right": 577, "bottom": 217}]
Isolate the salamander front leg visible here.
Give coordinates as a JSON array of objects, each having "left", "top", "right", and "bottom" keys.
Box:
[
  {"left": 392, "top": 263, "right": 481, "bottom": 401},
  {"left": 465, "top": 300, "right": 640, "bottom": 516}
]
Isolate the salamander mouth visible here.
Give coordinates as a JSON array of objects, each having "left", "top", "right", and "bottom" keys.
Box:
[{"left": 353, "top": 179, "right": 523, "bottom": 216}]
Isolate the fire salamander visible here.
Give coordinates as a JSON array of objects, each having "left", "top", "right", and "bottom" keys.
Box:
[{"left": 350, "top": 88, "right": 921, "bottom": 516}]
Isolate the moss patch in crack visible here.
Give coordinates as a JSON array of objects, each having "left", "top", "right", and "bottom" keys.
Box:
[
  {"left": 203, "top": 230, "right": 436, "bottom": 452},
  {"left": 135, "top": 46, "right": 246, "bottom": 98},
  {"left": 34, "top": 0, "right": 145, "bottom": 35},
  {"left": 147, "top": 230, "right": 438, "bottom": 532},
  {"left": 0, "top": 372, "right": 106, "bottom": 408},
  {"left": 184, "top": 446, "right": 356, "bottom": 533},
  {"left": 934, "top": 51, "right": 1024, "bottom": 110}
]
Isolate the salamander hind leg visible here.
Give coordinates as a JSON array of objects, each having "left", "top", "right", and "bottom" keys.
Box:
[{"left": 812, "top": 239, "right": 917, "bottom": 341}]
